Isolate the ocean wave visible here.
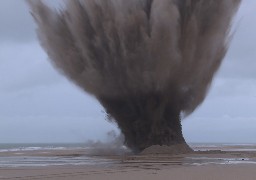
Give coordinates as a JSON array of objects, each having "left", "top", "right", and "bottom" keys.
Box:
[{"left": 0, "top": 144, "right": 89, "bottom": 152}]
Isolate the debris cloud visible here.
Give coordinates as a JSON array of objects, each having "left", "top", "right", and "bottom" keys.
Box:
[{"left": 28, "top": 0, "right": 241, "bottom": 152}]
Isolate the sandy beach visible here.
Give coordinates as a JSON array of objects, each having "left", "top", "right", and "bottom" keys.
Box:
[
  {"left": 1, "top": 144, "right": 256, "bottom": 180},
  {"left": 1, "top": 164, "right": 256, "bottom": 180}
]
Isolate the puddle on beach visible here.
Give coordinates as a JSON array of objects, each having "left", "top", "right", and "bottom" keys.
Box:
[{"left": 183, "top": 157, "right": 256, "bottom": 166}]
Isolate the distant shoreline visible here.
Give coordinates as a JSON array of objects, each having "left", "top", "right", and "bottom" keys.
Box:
[{"left": 1, "top": 143, "right": 256, "bottom": 180}]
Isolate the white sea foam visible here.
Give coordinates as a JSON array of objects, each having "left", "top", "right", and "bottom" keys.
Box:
[
  {"left": 0, "top": 156, "right": 118, "bottom": 168},
  {"left": 0, "top": 143, "right": 90, "bottom": 152},
  {"left": 0, "top": 146, "right": 67, "bottom": 152}
]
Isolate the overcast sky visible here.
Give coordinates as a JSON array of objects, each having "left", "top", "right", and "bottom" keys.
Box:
[{"left": 0, "top": 0, "right": 256, "bottom": 144}]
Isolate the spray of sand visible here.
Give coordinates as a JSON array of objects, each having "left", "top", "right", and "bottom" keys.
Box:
[{"left": 28, "top": 0, "right": 240, "bottom": 152}]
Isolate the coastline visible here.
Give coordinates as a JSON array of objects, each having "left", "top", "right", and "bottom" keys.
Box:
[{"left": 1, "top": 144, "right": 256, "bottom": 179}]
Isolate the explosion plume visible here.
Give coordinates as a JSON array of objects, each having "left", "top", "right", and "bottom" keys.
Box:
[{"left": 28, "top": 0, "right": 241, "bottom": 152}]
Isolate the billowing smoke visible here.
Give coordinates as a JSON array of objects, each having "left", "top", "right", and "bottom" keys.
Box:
[{"left": 28, "top": 0, "right": 240, "bottom": 152}]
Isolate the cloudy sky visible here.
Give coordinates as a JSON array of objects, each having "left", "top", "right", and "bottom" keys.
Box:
[{"left": 0, "top": 0, "right": 255, "bottom": 144}]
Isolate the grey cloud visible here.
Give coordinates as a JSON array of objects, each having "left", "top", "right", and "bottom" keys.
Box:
[
  {"left": 208, "top": 78, "right": 256, "bottom": 98},
  {"left": 0, "top": 116, "right": 115, "bottom": 143},
  {"left": 186, "top": 79, "right": 256, "bottom": 120},
  {"left": 0, "top": 42, "right": 63, "bottom": 92},
  {"left": 0, "top": 0, "right": 63, "bottom": 43},
  {"left": 183, "top": 116, "right": 256, "bottom": 143},
  {"left": 217, "top": 0, "right": 256, "bottom": 79},
  {"left": 0, "top": 78, "right": 103, "bottom": 117},
  {"left": 0, "top": 0, "right": 36, "bottom": 43}
]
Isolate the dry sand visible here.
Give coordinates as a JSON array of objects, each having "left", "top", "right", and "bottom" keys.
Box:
[{"left": 1, "top": 147, "right": 256, "bottom": 180}]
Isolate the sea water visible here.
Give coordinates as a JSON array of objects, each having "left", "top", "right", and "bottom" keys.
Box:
[
  {"left": 0, "top": 143, "right": 85, "bottom": 152},
  {"left": 1, "top": 143, "right": 256, "bottom": 168},
  {"left": 0, "top": 143, "right": 119, "bottom": 168}
]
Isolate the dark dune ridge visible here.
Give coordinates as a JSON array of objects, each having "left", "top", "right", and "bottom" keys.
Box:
[{"left": 28, "top": 0, "right": 240, "bottom": 152}]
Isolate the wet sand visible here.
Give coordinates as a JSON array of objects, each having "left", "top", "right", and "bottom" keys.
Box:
[
  {"left": 1, "top": 146, "right": 256, "bottom": 180},
  {"left": 1, "top": 164, "right": 256, "bottom": 180}
]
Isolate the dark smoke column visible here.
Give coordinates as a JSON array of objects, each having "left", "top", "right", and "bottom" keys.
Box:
[{"left": 28, "top": 0, "right": 240, "bottom": 152}]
